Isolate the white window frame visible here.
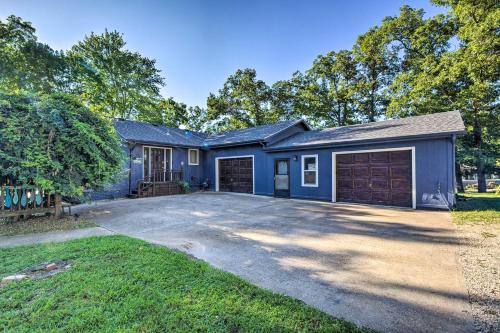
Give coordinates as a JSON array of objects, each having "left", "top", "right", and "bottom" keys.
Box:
[
  {"left": 301, "top": 154, "right": 318, "bottom": 187},
  {"left": 215, "top": 155, "right": 255, "bottom": 194},
  {"left": 142, "top": 146, "right": 173, "bottom": 178},
  {"left": 188, "top": 149, "right": 199, "bottom": 166},
  {"left": 331, "top": 147, "right": 416, "bottom": 209}
]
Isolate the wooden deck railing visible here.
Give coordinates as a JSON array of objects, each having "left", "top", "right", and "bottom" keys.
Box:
[
  {"left": 0, "top": 186, "right": 58, "bottom": 218},
  {"left": 148, "top": 169, "right": 183, "bottom": 183},
  {"left": 136, "top": 169, "right": 184, "bottom": 198}
]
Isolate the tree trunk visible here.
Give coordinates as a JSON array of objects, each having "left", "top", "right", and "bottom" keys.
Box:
[
  {"left": 472, "top": 110, "right": 487, "bottom": 193},
  {"left": 455, "top": 162, "right": 464, "bottom": 193},
  {"left": 54, "top": 194, "right": 62, "bottom": 219},
  {"left": 476, "top": 156, "right": 487, "bottom": 193}
]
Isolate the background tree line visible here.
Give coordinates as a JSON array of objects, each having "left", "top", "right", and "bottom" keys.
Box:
[
  {"left": 205, "top": 0, "right": 499, "bottom": 192},
  {"left": 1, "top": 0, "right": 498, "bottom": 194}
]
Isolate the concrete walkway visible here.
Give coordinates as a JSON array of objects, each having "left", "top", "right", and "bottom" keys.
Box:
[
  {"left": 74, "top": 192, "right": 474, "bottom": 333},
  {"left": 0, "top": 227, "right": 114, "bottom": 248}
]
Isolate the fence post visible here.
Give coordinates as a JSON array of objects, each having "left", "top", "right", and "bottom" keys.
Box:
[{"left": 54, "top": 194, "right": 62, "bottom": 218}]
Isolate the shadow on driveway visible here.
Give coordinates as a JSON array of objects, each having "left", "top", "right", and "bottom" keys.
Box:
[{"left": 75, "top": 192, "right": 474, "bottom": 333}]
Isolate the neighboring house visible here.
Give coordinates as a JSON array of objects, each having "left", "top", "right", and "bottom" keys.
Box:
[{"left": 96, "top": 111, "right": 465, "bottom": 209}]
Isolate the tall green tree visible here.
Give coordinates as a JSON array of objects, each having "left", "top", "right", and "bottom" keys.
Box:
[
  {"left": 67, "top": 30, "right": 165, "bottom": 120},
  {"left": 432, "top": 0, "right": 499, "bottom": 192},
  {"left": 353, "top": 26, "right": 396, "bottom": 122},
  {"left": 271, "top": 71, "right": 315, "bottom": 123},
  {"left": 381, "top": 2, "right": 499, "bottom": 192},
  {"left": 307, "top": 50, "right": 359, "bottom": 127},
  {"left": 0, "top": 15, "right": 67, "bottom": 94},
  {"left": 137, "top": 97, "right": 188, "bottom": 128},
  {"left": 382, "top": 6, "right": 457, "bottom": 117},
  {"left": 0, "top": 92, "right": 123, "bottom": 198},
  {"left": 207, "top": 68, "right": 274, "bottom": 131}
]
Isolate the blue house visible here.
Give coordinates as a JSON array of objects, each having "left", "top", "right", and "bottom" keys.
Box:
[{"left": 99, "top": 111, "right": 465, "bottom": 209}]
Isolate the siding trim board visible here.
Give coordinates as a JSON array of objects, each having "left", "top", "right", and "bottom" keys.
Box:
[
  {"left": 332, "top": 147, "right": 416, "bottom": 209},
  {"left": 215, "top": 155, "right": 255, "bottom": 194}
]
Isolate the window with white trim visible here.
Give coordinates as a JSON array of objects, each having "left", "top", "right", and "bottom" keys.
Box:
[
  {"left": 188, "top": 149, "right": 199, "bottom": 165},
  {"left": 301, "top": 155, "right": 318, "bottom": 187}
]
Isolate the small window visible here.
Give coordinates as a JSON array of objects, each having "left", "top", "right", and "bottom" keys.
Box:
[
  {"left": 188, "top": 149, "right": 199, "bottom": 165},
  {"left": 301, "top": 155, "right": 318, "bottom": 187}
]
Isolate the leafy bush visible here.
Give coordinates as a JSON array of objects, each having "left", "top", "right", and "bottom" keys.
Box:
[
  {"left": 177, "top": 180, "right": 190, "bottom": 193},
  {"left": 0, "top": 92, "right": 124, "bottom": 197}
]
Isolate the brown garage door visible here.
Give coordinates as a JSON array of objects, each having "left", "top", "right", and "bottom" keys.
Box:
[
  {"left": 218, "top": 157, "right": 253, "bottom": 194},
  {"left": 336, "top": 150, "right": 412, "bottom": 207}
]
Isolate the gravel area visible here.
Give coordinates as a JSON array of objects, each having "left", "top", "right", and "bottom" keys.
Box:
[{"left": 457, "top": 223, "right": 500, "bottom": 333}]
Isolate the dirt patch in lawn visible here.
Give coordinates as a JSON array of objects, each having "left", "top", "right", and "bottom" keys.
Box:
[
  {"left": 1, "top": 261, "right": 72, "bottom": 287},
  {"left": 0, "top": 215, "right": 97, "bottom": 236}
]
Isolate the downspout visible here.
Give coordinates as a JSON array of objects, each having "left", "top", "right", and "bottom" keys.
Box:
[{"left": 128, "top": 141, "right": 137, "bottom": 196}]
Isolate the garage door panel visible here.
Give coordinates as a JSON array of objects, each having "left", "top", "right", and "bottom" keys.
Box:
[
  {"left": 354, "top": 179, "right": 369, "bottom": 189},
  {"left": 218, "top": 157, "right": 253, "bottom": 194},
  {"left": 371, "top": 167, "right": 389, "bottom": 177},
  {"left": 353, "top": 191, "right": 371, "bottom": 202},
  {"left": 391, "top": 150, "right": 411, "bottom": 162},
  {"left": 392, "top": 191, "right": 412, "bottom": 206},
  {"left": 354, "top": 167, "right": 369, "bottom": 177},
  {"left": 372, "top": 191, "right": 390, "bottom": 203},
  {"left": 336, "top": 150, "right": 412, "bottom": 207},
  {"left": 392, "top": 179, "right": 410, "bottom": 190},
  {"left": 354, "top": 153, "right": 369, "bottom": 163},
  {"left": 391, "top": 166, "right": 410, "bottom": 179},
  {"left": 371, "top": 179, "right": 389, "bottom": 190},
  {"left": 337, "top": 168, "right": 352, "bottom": 178},
  {"left": 337, "top": 191, "right": 352, "bottom": 200},
  {"left": 338, "top": 179, "right": 353, "bottom": 189},
  {"left": 337, "top": 154, "right": 353, "bottom": 164},
  {"left": 370, "top": 152, "right": 390, "bottom": 163}
]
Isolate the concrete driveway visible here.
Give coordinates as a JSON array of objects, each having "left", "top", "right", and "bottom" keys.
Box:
[{"left": 75, "top": 192, "right": 472, "bottom": 333}]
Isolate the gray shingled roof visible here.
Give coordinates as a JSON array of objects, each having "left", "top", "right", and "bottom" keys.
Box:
[
  {"left": 113, "top": 120, "right": 206, "bottom": 147},
  {"left": 266, "top": 111, "right": 465, "bottom": 150},
  {"left": 202, "top": 119, "right": 306, "bottom": 147}
]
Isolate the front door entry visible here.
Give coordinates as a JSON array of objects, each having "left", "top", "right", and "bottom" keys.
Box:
[{"left": 274, "top": 159, "right": 290, "bottom": 197}]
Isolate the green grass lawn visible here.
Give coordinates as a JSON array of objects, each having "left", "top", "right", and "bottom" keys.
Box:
[
  {"left": 452, "top": 192, "right": 500, "bottom": 225},
  {"left": 0, "top": 236, "right": 369, "bottom": 333}
]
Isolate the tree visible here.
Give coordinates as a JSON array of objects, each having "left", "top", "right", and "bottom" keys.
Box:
[
  {"left": 207, "top": 68, "right": 274, "bottom": 131},
  {"left": 137, "top": 97, "right": 188, "bottom": 128},
  {"left": 271, "top": 71, "right": 316, "bottom": 124},
  {"left": 0, "top": 15, "right": 67, "bottom": 94},
  {"left": 433, "top": 0, "right": 499, "bottom": 192},
  {"left": 382, "top": 6, "right": 457, "bottom": 117},
  {"left": 307, "top": 50, "right": 359, "bottom": 127},
  {"left": 0, "top": 92, "right": 124, "bottom": 201},
  {"left": 353, "top": 26, "right": 396, "bottom": 122},
  {"left": 381, "top": 2, "right": 499, "bottom": 192},
  {"left": 67, "top": 30, "right": 165, "bottom": 120}
]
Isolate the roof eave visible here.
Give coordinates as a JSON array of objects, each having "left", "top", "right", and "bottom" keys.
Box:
[
  {"left": 204, "top": 140, "right": 264, "bottom": 149},
  {"left": 121, "top": 138, "right": 203, "bottom": 149},
  {"left": 264, "top": 130, "right": 466, "bottom": 152}
]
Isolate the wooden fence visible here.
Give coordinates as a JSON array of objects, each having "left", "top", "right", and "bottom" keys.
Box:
[{"left": 0, "top": 186, "right": 60, "bottom": 219}]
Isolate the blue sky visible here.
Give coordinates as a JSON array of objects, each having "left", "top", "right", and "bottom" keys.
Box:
[{"left": 1, "top": 0, "right": 445, "bottom": 107}]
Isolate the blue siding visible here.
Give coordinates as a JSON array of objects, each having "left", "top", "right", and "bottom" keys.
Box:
[
  {"left": 94, "top": 135, "right": 456, "bottom": 209},
  {"left": 203, "top": 137, "right": 455, "bottom": 209}
]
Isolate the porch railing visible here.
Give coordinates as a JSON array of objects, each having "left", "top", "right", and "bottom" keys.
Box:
[
  {"left": 0, "top": 186, "right": 57, "bottom": 218},
  {"left": 135, "top": 169, "right": 184, "bottom": 198},
  {"left": 147, "top": 169, "right": 183, "bottom": 183}
]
